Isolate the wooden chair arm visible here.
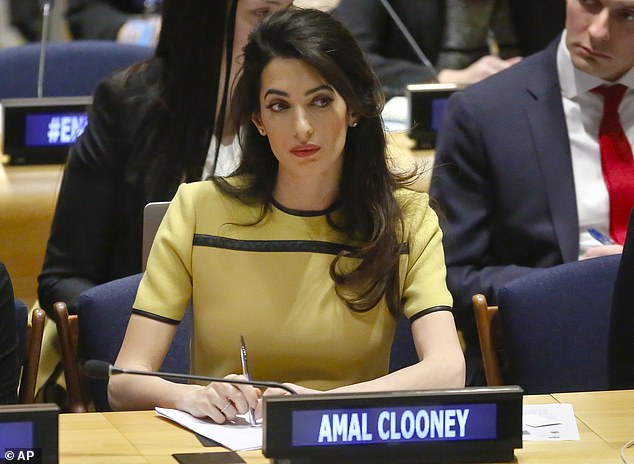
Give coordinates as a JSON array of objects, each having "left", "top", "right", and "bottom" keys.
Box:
[
  {"left": 473, "top": 294, "right": 504, "bottom": 386},
  {"left": 53, "top": 301, "right": 87, "bottom": 413},
  {"left": 19, "top": 308, "right": 46, "bottom": 404}
]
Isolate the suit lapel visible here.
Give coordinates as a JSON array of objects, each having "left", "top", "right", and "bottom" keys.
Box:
[{"left": 524, "top": 41, "right": 579, "bottom": 262}]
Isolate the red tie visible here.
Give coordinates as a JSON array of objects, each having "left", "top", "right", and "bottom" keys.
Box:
[{"left": 593, "top": 84, "right": 634, "bottom": 245}]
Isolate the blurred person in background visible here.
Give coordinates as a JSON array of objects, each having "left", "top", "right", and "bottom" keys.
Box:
[{"left": 334, "top": 0, "right": 565, "bottom": 97}]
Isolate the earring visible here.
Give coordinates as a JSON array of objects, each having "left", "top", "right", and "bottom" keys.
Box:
[
  {"left": 259, "top": 128, "right": 266, "bottom": 136},
  {"left": 349, "top": 121, "right": 358, "bottom": 128}
]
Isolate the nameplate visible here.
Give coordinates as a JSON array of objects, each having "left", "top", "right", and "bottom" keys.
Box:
[
  {"left": 0, "top": 403, "right": 59, "bottom": 463},
  {"left": 406, "top": 83, "right": 458, "bottom": 150},
  {"left": 263, "top": 386, "right": 522, "bottom": 463},
  {"left": 1, "top": 97, "right": 92, "bottom": 164}
]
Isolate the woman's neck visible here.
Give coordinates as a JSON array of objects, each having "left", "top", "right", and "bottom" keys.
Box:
[{"left": 273, "top": 173, "right": 339, "bottom": 212}]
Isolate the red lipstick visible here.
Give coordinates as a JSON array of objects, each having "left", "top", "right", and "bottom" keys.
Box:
[{"left": 290, "top": 144, "right": 320, "bottom": 157}]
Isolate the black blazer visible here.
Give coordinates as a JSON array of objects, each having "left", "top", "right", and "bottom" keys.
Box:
[
  {"left": 430, "top": 38, "right": 577, "bottom": 347},
  {"left": 333, "top": 0, "right": 565, "bottom": 95},
  {"left": 38, "top": 60, "right": 175, "bottom": 315},
  {"left": 66, "top": 0, "right": 147, "bottom": 40}
]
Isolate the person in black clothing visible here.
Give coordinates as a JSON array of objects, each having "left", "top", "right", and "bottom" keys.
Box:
[
  {"left": 0, "top": 261, "right": 20, "bottom": 404},
  {"left": 38, "top": 0, "right": 293, "bottom": 316}
]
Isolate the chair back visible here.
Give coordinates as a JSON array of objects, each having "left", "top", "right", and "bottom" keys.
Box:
[
  {"left": 498, "top": 255, "right": 621, "bottom": 394},
  {"left": 77, "top": 274, "right": 192, "bottom": 411},
  {"left": 142, "top": 201, "right": 170, "bottom": 270},
  {"left": 0, "top": 40, "right": 152, "bottom": 98},
  {"left": 389, "top": 315, "right": 419, "bottom": 372}
]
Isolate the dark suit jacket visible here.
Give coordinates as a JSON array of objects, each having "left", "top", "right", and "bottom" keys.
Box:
[
  {"left": 429, "top": 38, "right": 578, "bottom": 349},
  {"left": 38, "top": 59, "right": 175, "bottom": 316},
  {"left": 333, "top": 0, "right": 565, "bottom": 96},
  {"left": 66, "top": 0, "right": 146, "bottom": 40}
]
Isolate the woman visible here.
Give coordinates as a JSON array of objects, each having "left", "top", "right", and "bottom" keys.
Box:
[
  {"left": 109, "top": 8, "right": 465, "bottom": 420},
  {"left": 37, "top": 0, "right": 292, "bottom": 316}
]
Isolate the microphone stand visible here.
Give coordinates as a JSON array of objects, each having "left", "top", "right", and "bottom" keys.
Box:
[
  {"left": 37, "top": 0, "right": 54, "bottom": 98},
  {"left": 377, "top": 0, "right": 438, "bottom": 83},
  {"left": 83, "top": 360, "right": 298, "bottom": 395}
]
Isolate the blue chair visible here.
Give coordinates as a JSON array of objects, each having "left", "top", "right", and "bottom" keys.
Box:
[
  {"left": 76, "top": 274, "right": 192, "bottom": 411},
  {"left": 0, "top": 40, "right": 153, "bottom": 99},
  {"left": 496, "top": 255, "right": 621, "bottom": 394}
]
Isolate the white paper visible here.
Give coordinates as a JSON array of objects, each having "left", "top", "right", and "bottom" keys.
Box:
[
  {"left": 155, "top": 407, "right": 262, "bottom": 451},
  {"left": 382, "top": 96, "right": 409, "bottom": 131},
  {"left": 522, "top": 404, "right": 580, "bottom": 441}
]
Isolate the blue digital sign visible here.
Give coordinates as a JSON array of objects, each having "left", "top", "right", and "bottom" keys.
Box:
[
  {"left": 431, "top": 98, "right": 448, "bottom": 131},
  {"left": 292, "top": 403, "right": 497, "bottom": 447},
  {"left": 0, "top": 422, "right": 33, "bottom": 448},
  {"left": 25, "top": 113, "right": 88, "bottom": 147}
]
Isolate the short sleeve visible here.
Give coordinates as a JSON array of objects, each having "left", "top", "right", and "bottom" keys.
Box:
[
  {"left": 133, "top": 183, "right": 195, "bottom": 323},
  {"left": 399, "top": 191, "right": 453, "bottom": 319}
]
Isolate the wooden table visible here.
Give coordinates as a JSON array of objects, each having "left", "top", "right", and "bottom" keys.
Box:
[
  {"left": 0, "top": 160, "right": 64, "bottom": 306},
  {"left": 58, "top": 390, "right": 634, "bottom": 463}
]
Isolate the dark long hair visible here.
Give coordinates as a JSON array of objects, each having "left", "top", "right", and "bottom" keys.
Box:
[
  {"left": 128, "top": 0, "right": 238, "bottom": 200},
  {"left": 216, "top": 8, "right": 414, "bottom": 317}
]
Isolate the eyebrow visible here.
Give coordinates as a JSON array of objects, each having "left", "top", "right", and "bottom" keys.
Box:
[{"left": 264, "top": 84, "right": 334, "bottom": 98}]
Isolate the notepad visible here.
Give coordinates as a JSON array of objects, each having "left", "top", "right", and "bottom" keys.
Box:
[
  {"left": 522, "top": 404, "right": 580, "bottom": 441},
  {"left": 156, "top": 407, "right": 262, "bottom": 451}
]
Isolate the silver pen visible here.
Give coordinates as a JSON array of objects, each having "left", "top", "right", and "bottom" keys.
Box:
[{"left": 240, "top": 335, "right": 257, "bottom": 426}]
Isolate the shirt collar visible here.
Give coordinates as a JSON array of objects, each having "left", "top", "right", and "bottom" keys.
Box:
[{"left": 557, "top": 30, "right": 634, "bottom": 99}]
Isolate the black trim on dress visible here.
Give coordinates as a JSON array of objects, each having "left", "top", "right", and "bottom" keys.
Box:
[
  {"left": 132, "top": 308, "right": 180, "bottom": 325},
  {"left": 409, "top": 305, "right": 452, "bottom": 322}
]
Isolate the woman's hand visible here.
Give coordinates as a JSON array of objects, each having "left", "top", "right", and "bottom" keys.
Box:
[
  {"left": 175, "top": 374, "right": 261, "bottom": 424},
  {"left": 254, "top": 383, "right": 322, "bottom": 418}
]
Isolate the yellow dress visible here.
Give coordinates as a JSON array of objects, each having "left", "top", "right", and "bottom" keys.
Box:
[{"left": 134, "top": 180, "right": 452, "bottom": 390}]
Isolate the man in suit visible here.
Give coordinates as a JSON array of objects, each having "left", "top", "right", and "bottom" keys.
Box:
[
  {"left": 430, "top": 0, "right": 633, "bottom": 384},
  {"left": 333, "top": 0, "right": 564, "bottom": 96}
]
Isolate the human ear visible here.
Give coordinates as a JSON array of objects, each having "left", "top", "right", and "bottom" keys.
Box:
[{"left": 251, "top": 113, "right": 266, "bottom": 136}]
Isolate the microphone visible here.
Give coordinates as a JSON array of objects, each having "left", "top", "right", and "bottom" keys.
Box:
[
  {"left": 83, "top": 360, "right": 297, "bottom": 395},
  {"left": 36, "top": 0, "right": 55, "bottom": 98},
  {"left": 377, "top": 0, "right": 439, "bottom": 83}
]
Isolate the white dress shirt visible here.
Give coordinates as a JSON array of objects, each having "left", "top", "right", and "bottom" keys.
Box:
[{"left": 556, "top": 33, "right": 634, "bottom": 257}]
